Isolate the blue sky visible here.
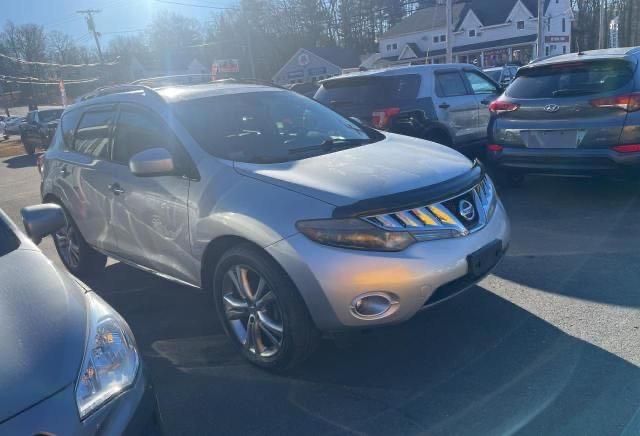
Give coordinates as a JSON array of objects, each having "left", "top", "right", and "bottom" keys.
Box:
[{"left": 6, "top": 0, "right": 236, "bottom": 45}]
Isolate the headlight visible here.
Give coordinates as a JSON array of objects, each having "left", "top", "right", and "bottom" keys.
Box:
[
  {"left": 76, "top": 292, "right": 139, "bottom": 419},
  {"left": 296, "top": 218, "right": 415, "bottom": 251}
]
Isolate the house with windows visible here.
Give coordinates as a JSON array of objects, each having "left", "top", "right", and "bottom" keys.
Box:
[
  {"left": 272, "top": 47, "right": 361, "bottom": 85},
  {"left": 373, "top": 0, "right": 572, "bottom": 68}
]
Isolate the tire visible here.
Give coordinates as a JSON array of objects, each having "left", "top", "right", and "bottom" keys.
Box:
[
  {"left": 52, "top": 203, "right": 107, "bottom": 277},
  {"left": 21, "top": 135, "right": 35, "bottom": 155},
  {"left": 212, "top": 244, "right": 318, "bottom": 371}
]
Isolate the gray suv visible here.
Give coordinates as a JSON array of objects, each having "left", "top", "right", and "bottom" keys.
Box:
[
  {"left": 314, "top": 64, "right": 502, "bottom": 151},
  {"left": 487, "top": 47, "right": 640, "bottom": 181},
  {"left": 41, "top": 82, "right": 510, "bottom": 370}
]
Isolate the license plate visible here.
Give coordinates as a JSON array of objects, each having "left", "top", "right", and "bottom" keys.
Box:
[
  {"left": 467, "top": 240, "right": 503, "bottom": 278},
  {"left": 522, "top": 130, "right": 578, "bottom": 148}
]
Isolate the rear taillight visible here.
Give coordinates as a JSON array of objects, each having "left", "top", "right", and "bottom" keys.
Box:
[
  {"left": 487, "top": 144, "right": 503, "bottom": 152},
  {"left": 590, "top": 93, "right": 640, "bottom": 112},
  {"left": 612, "top": 144, "right": 640, "bottom": 153},
  {"left": 488, "top": 100, "right": 519, "bottom": 114},
  {"left": 372, "top": 107, "right": 400, "bottom": 129}
]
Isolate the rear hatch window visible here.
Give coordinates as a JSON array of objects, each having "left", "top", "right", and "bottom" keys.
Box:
[
  {"left": 315, "top": 75, "right": 421, "bottom": 120},
  {"left": 506, "top": 59, "right": 634, "bottom": 99}
]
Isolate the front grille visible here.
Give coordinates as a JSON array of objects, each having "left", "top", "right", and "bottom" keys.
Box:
[{"left": 363, "top": 175, "right": 496, "bottom": 241}]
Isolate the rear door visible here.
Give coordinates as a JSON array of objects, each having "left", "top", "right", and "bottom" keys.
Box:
[
  {"left": 463, "top": 69, "right": 501, "bottom": 140},
  {"left": 493, "top": 59, "right": 636, "bottom": 149},
  {"left": 109, "top": 103, "right": 193, "bottom": 283},
  {"left": 314, "top": 75, "right": 420, "bottom": 125},
  {"left": 433, "top": 70, "right": 479, "bottom": 146},
  {"left": 57, "top": 105, "right": 119, "bottom": 252}
]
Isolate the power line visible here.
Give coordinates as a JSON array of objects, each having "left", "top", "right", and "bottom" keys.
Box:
[
  {"left": 0, "top": 52, "right": 118, "bottom": 68},
  {"left": 153, "top": 0, "right": 239, "bottom": 10},
  {"left": 77, "top": 9, "right": 105, "bottom": 63}
]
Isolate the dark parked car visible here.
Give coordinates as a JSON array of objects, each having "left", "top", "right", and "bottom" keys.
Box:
[
  {"left": 0, "top": 205, "right": 162, "bottom": 435},
  {"left": 314, "top": 64, "right": 502, "bottom": 152},
  {"left": 487, "top": 47, "right": 640, "bottom": 184},
  {"left": 20, "top": 108, "right": 64, "bottom": 154},
  {"left": 483, "top": 64, "right": 519, "bottom": 87}
]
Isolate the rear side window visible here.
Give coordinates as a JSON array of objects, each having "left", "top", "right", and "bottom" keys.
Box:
[
  {"left": 436, "top": 72, "right": 468, "bottom": 97},
  {"left": 506, "top": 60, "right": 634, "bottom": 98},
  {"left": 73, "top": 109, "right": 114, "bottom": 159},
  {"left": 112, "top": 106, "right": 172, "bottom": 164},
  {"left": 315, "top": 75, "right": 421, "bottom": 106},
  {"left": 60, "top": 109, "right": 82, "bottom": 149}
]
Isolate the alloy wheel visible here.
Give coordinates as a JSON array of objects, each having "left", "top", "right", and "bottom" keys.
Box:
[
  {"left": 55, "top": 222, "right": 81, "bottom": 269},
  {"left": 222, "top": 265, "right": 284, "bottom": 358}
]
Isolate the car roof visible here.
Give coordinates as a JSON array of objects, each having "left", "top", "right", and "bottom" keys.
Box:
[
  {"left": 523, "top": 47, "right": 640, "bottom": 70},
  {"left": 321, "top": 63, "right": 479, "bottom": 82}
]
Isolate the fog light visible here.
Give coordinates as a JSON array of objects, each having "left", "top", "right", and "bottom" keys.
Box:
[{"left": 351, "top": 293, "right": 398, "bottom": 319}]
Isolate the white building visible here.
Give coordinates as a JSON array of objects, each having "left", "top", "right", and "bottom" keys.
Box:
[{"left": 374, "top": 0, "right": 573, "bottom": 68}]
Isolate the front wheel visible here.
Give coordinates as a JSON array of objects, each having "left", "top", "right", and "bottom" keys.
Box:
[
  {"left": 213, "top": 244, "right": 318, "bottom": 371},
  {"left": 53, "top": 205, "right": 107, "bottom": 277}
]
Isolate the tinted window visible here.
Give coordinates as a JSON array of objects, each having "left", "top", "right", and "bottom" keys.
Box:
[
  {"left": 113, "top": 106, "right": 172, "bottom": 164},
  {"left": 0, "top": 219, "right": 19, "bottom": 257},
  {"left": 39, "top": 109, "right": 63, "bottom": 123},
  {"left": 436, "top": 72, "right": 468, "bottom": 97},
  {"left": 60, "top": 108, "right": 82, "bottom": 149},
  {"left": 174, "top": 90, "right": 378, "bottom": 164},
  {"left": 506, "top": 60, "right": 634, "bottom": 99},
  {"left": 464, "top": 71, "right": 498, "bottom": 94},
  {"left": 315, "top": 75, "right": 421, "bottom": 106},
  {"left": 484, "top": 70, "right": 502, "bottom": 82},
  {"left": 73, "top": 109, "right": 113, "bottom": 159}
]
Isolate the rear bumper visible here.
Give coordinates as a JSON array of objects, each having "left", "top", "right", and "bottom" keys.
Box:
[{"left": 487, "top": 147, "right": 640, "bottom": 174}]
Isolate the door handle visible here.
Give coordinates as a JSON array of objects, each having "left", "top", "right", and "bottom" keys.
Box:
[
  {"left": 108, "top": 183, "right": 125, "bottom": 195},
  {"left": 60, "top": 166, "right": 69, "bottom": 176},
  {"left": 480, "top": 99, "right": 491, "bottom": 105},
  {"left": 439, "top": 103, "right": 450, "bottom": 109}
]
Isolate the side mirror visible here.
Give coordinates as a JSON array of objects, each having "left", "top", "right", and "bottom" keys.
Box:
[
  {"left": 20, "top": 203, "right": 66, "bottom": 245},
  {"left": 129, "top": 147, "right": 175, "bottom": 177}
]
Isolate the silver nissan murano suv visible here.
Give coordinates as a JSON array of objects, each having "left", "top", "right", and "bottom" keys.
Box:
[{"left": 41, "top": 82, "right": 510, "bottom": 370}]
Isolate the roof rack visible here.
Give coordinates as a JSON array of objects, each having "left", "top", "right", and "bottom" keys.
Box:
[{"left": 79, "top": 84, "right": 163, "bottom": 102}]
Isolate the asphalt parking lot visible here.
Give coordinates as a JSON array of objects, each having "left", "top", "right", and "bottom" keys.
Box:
[{"left": 1, "top": 151, "right": 639, "bottom": 435}]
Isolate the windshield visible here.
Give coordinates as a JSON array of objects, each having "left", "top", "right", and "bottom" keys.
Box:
[
  {"left": 0, "top": 220, "right": 19, "bottom": 257},
  {"left": 39, "top": 109, "right": 63, "bottom": 123},
  {"left": 172, "top": 90, "right": 380, "bottom": 163},
  {"left": 506, "top": 60, "right": 634, "bottom": 98},
  {"left": 484, "top": 69, "right": 502, "bottom": 82}
]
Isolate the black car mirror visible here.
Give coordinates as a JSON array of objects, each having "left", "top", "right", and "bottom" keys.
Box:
[
  {"left": 129, "top": 147, "right": 176, "bottom": 177},
  {"left": 21, "top": 203, "right": 66, "bottom": 245}
]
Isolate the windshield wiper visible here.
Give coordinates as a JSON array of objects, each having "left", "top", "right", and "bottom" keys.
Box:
[
  {"left": 289, "top": 138, "right": 370, "bottom": 155},
  {"left": 552, "top": 88, "right": 599, "bottom": 97}
]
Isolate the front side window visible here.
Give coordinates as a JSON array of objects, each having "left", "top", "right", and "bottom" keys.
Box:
[
  {"left": 60, "top": 108, "right": 82, "bottom": 149},
  {"left": 113, "top": 105, "right": 172, "bottom": 164},
  {"left": 436, "top": 72, "right": 468, "bottom": 97},
  {"left": 173, "top": 90, "right": 379, "bottom": 164},
  {"left": 465, "top": 71, "right": 498, "bottom": 94},
  {"left": 73, "top": 109, "right": 114, "bottom": 159}
]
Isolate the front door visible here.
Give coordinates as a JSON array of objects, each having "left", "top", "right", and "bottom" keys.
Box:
[
  {"left": 433, "top": 70, "right": 479, "bottom": 146},
  {"left": 463, "top": 69, "right": 501, "bottom": 142},
  {"left": 109, "top": 103, "right": 194, "bottom": 283}
]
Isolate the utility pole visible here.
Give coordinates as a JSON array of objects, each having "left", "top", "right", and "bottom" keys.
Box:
[
  {"left": 445, "top": 0, "right": 453, "bottom": 63},
  {"left": 598, "top": 0, "right": 607, "bottom": 49},
  {"left": 77, "top": 9, "right": 104, "bottom": 64},
  {"left": 537, "top": 0, "right": 545, "bottom": 58}
]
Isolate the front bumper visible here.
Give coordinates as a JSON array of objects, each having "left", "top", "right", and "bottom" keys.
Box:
[
  {"left": 0, "top": 364, "right": 163, "bottom": 435},
  {"left": 487, "top": 146, "right": 640, "bottom": 175},
  {"left": 267, "top": 201, "right": 510, "bottom": 331}
]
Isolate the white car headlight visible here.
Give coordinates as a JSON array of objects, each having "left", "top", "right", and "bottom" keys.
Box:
[{"left": 76, "top": 292, "right": 139, "bottom": 419}]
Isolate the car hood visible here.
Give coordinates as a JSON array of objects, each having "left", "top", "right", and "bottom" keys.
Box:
[
  {"left": 0, "top": 247, "right": 86, "bottom": 423},
  {"left": 234, "top": 133, "right": 474, "bottom": 207}
]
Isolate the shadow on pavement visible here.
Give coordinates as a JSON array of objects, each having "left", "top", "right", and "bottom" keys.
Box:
[
  {"left": 84, "top": 262, "right": 640, "bottom": 436},
  {"left": 2, "top": 153, "right": 37, "bottom": 169}
]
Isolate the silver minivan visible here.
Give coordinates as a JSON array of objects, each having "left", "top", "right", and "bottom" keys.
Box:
[{"left": 41, "top": 82, "right": 510, "bottom": 370}]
